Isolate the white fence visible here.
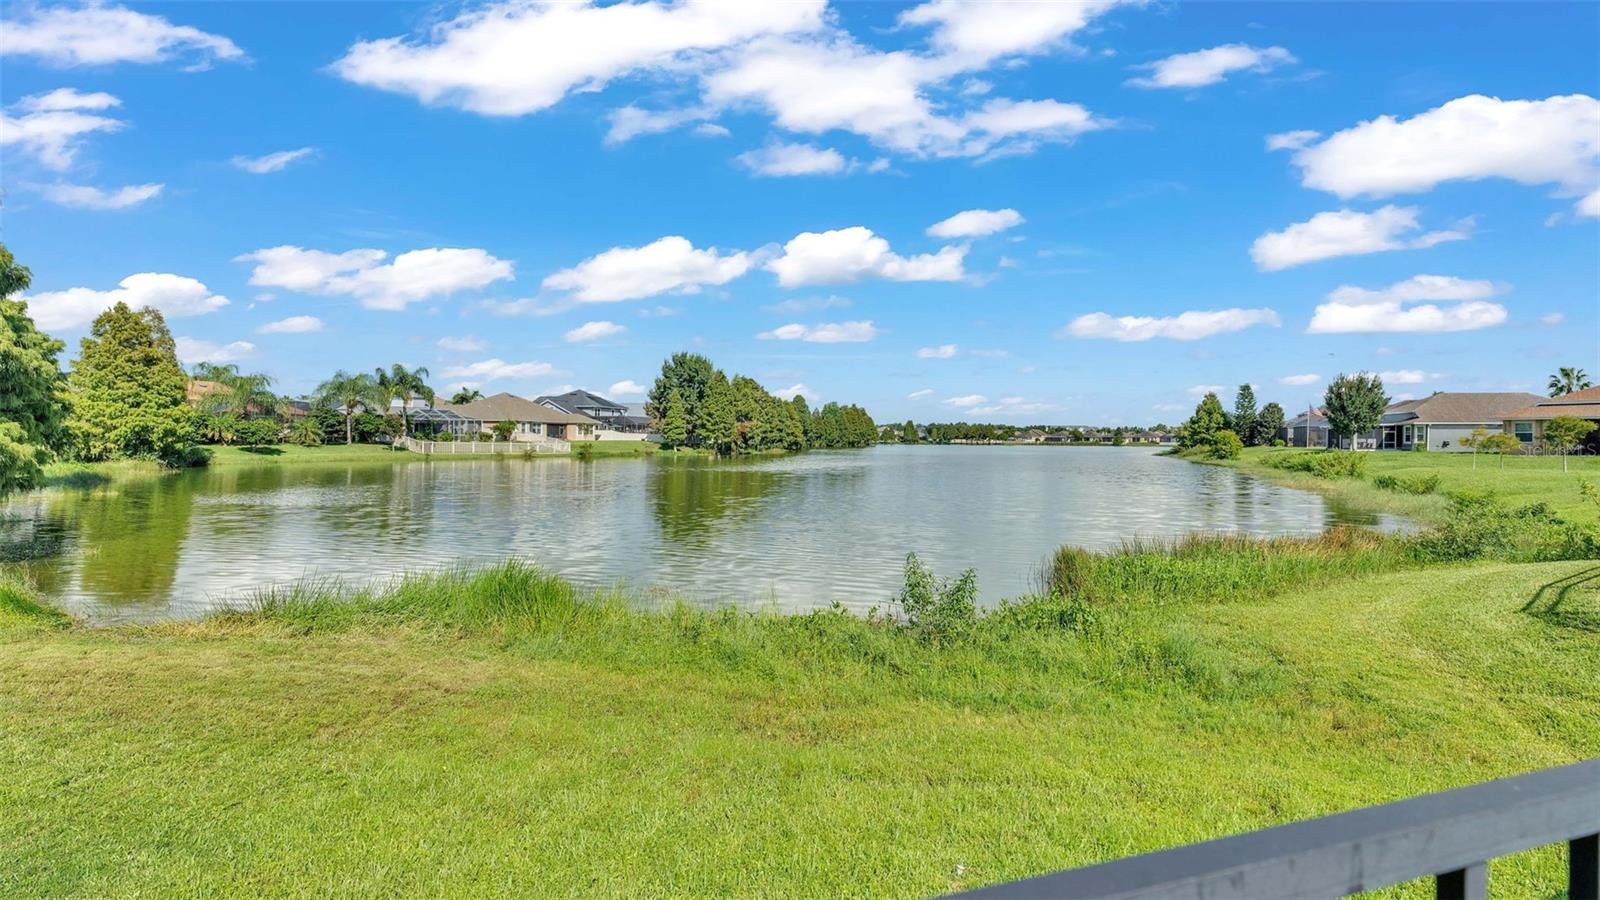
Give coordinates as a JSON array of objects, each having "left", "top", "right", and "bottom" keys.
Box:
[{"left": 395, "top": 435, "right": 571, "bottom": 455}]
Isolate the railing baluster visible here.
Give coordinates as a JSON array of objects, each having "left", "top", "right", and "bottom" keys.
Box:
[
  {"left": 1573, "top": 833, "right": 1599, "bottom": 900},
  {"left": 1435, "top": 862, "right": 1486, "bottom": 900}
]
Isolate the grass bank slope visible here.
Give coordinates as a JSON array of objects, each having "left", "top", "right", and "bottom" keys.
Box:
[{"left": 3, "top": 559, "right": 1595, "bottom": 897}]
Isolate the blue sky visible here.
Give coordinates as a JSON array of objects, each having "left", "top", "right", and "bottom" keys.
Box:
[{"left": 2, "top": 0, "right": 1596, "bottom": 425}]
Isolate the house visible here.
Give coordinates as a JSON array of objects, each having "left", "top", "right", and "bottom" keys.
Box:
[
  {"left": 1374, "top": 392, "right": 1545, "bottom": 452},
  {"left": 1284, "top": 407, "right": 1332, "bottom": 448},
  {"left": 536, "top": 389, "right": 652, "bottom": 434},
  {"left": 1014, "top": 428, "right": 1047, "bottom": 443},
  {"left": 1499, "top": 387, "right": 1600, "bottom": 453},
  {"left": 437, "top": 392, "right": 599, "bottom": 442}
]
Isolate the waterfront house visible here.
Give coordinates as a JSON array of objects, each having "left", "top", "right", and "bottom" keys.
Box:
[
  {"left": 536, "top": 389, "right": 652, "bottom": 434},
  {"left": 1284, "top": 407, "right": 1332, "bottom": 448},
  {"left": 1014, "top": 428, "right": 1047, "bottom": 443},
  {"left": 1498, "top": 387, "right": 1600, "bottom": 453},
  {"left": 1374, "top": 392, "right": 1545, "bottom": 452},
  {"left": 437, "top": 392, "right": 599, "bottom": 442}
]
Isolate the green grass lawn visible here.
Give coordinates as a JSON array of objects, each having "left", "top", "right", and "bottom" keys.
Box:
[
  {"left": 1216, "top": 447, "right": 1600, "bottom": 526},
  {"left": 3, "top": 559, "right": 1596, "bottom": 897}
]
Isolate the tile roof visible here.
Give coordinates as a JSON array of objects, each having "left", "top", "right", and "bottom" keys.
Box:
[{"left": 1501, "top": 387, "right": 1600, "bottom": 420}]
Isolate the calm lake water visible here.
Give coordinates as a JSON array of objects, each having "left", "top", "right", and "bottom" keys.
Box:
[{"left": 1, "top": 445, "right": 1406, "bottom": 624}]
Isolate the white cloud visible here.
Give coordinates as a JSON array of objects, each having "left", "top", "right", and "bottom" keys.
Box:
[
  {"left": 1278, "top": 373, "right": 1322, "bottom": 386},
  {"left": 966, "top": 396, "right": 1055, "bottom": 416},
  {"left": 608, "top": 379, "right": 648, "bottom": 397},
  {"left": 24, "top": 272, "right": 228, "bottom": 331},
  {"left": 1, "top": 4, "right": 244, "bottom": 68},
  {"left": 331, "top": 0, "right": 824, "bottom": 116},
  {"left": 736, "top": 140, "right": 847, "bottom": 176},
  {"left": 638, "top": 305, "right": 681, "bottom": 317},
  {"left": 1378, "top": 369, "right": 1442, "bottom": 385},
  {"left": 927, "top": 207, "right": 1023, "bottom": 238},
  {"left": 440, "top": 358, "right": 556, "bottom": 381},
  {"left": 232, "top": 147, "right": 316, "bottom": 174},
  {"left": 0, "top": 90, "right": 124, "bottom": 170},
  {"left": 1578, "top": 189, "right": 1600, "bottom": 218},
  {"left": 917, "top": 344, "right": 958, "bottom": 359},
  {"left": 1307, "top": 275, "right": 1509, "bottom": 334},
  {"left": 907, "top": 388, "right": 935, "bottom": 400},
  {"left": 1250, "top": 205, "right": 1470, "bottom": 271},
  {"left": 1540, "top": 312, "right": 1566, "bottom": 326},
  {"left": 564, "top": 320, "right": 626, "bottom": 343},
  {"left": 766, "top": 226, "right": 965, "bottom": 287},
  {"left": 36, "top": 182, "right": 162, "bottom": 210},
  {"left": 762, "top": 294, "right": 851, "bottom": 314},
  {"left": 1187, "top": 384, "right": 1225, "bottom": 398},
  {"left": 1127, "top": 44, "right": 1295, "bottom": 89},
  {"left": 438, "top": 336, "right": 487, "bottom": 352},
  {"left": 543, "top": 235, "right": 751, "bottom": 302},
  {"left": 236, "top": 245, "right": 514, "bottom": 310},
  {"left": 944, "top": 394, "right": 986, "bottom": 408},
  {"left": 1063, "top": 308, "right": 1281, "bottom": 341},
  {"left": 1265, "top": 129, "right": 1320, "bottom": 151},
  {"left": 899, "top": 0, "right": 1128, "bottom": 63},
  {"left": 176, "top": 337, "right": 254, "bottom": 365},
  {"left": 604, "top": 105, "right": 713, "bottom": 145},
  {"left": 774, "top": 383, "right": 818, "bottom": 402},
  {"left": 1282, "top": 94, "right": 1600, "bottom": 215},
  {"left": 757, "top": 320, "right": 879, "bottom": 343},
  {"left": 256, "top": 315, "right": 323, "bottom": 334},
  {"left": 694, "top": 123, "right": 731, "bottom": 138}
]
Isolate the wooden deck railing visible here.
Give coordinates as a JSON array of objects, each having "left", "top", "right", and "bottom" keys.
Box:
[
  {"left": 953, "top": 758, "right": 1599, "bottom": 900},
  {"left": 394, "top": 435, "right": 571, "bottom": 455}
]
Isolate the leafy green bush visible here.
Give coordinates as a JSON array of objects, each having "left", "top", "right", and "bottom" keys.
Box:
[
  {"left": 894, "top": 552, "right": 977, "bottom": 642},
  {"left": 1261, "top": 450, "right": 1367, "bottom": 478},
  {"left": 1208, "top": 430, "right": 1244, "bottom": 460},
  {"left": 1410, "top": 493, "right": 1600, "bottom": 562},
  {"left": 1373, "top": 473, "right": 1440, "bottom": 495}
]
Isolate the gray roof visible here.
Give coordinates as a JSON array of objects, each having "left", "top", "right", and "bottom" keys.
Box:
[
  {"left": 1382, "top": 392, "right": 1545, "bottom": 424},
  {"left": 437, "top": 392, "right": 598, "bottom": 426},
  {"left": 536, "top": 389, "right": 627, "bottom": 415}
]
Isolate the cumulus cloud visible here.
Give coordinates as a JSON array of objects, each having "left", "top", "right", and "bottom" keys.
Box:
[
  {"left": 766, "top": 226, "right": 966, "bottom": 286},
  {"left": 774, "top": 383, "right": 818, "bottom": 402},
  {"left": 331, "top": 0, "right": 1118, "bottom": 162},
  {"left": 256, "top": 315, "right": 323, "bottom": 334},
  {"left": 176, "top": 337, "right": 255, "bottom": 365},
  {"left": 1307, "top": 274, "right": 1509, "bottom": 334},
  {"left": 23, "top": 272, "right": 229, "bottom": 331},
  {"left": 1578, "top": 189, "right": 1600, "bottom": 218},
  {"left": 236, "top": 245, "right": 514, "bottom": 311},
  {"left": 1378, "top": 369, "right": 1443, "bottom": 385},
  {"left": 232, "top": 147, "right": 316, "bottom": 174},
  {"left": 36, "top": 181, "right": 162, "bottom": 210},
  {"left": 1265, "top": 129, "right": 1320, "bottom": 152},
  {"left": 1063, "top": 308, "right": 1281, "bottom": 341},
  {"left": 926, "top": 207, "right": 1023, "bottom": 238},
  {"left": 1, "top": 89, "right": 125, "bottom": 170},
  {"left": 1, "top": 4, "right": 245, "bottom": 68},
  {"left": 736, "top": 140, "right": 847, "bottom": 176},
  {"left": 608, "top": 379, "right": 648, "bottom": 397},
  {"left": 965, "top": 396, "right": 1055, "bottom": 416},
  {"left": 543, "top": 235, "right": 751, "bottom": 302},
  {"left": 757, "top": 320, "right": 879, "bottom": 343},
  {"left": 1127, "top": 44, "right": 1295, "bottom": 89},
  {"left": 437, "top": 336, "right": 487, "bottom": 352},
  {"left": 1279, "top": 94, "right": 1600, "bottom": 214},
  {"left": 916, "top": 344, "right": 958, "bottom": 359},
  {"left": 564, "top": 320, "right": 626, "bottom": 343},
  {"left": 1278, "top": 373, "right": 1322, "bottom": 386},
  {"left": 944, "top": 394, "right": 986, "bottom": 408},
  {"left": 1250, "top": 205, "right": 1471, "bottom": 271},
  {"left": 440, "top": 358, "right": 556, "bottom": 381}
]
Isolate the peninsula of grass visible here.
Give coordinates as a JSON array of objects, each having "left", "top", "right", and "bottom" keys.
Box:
[{"left": 4, "top": 506, "right": 1598, "bottom": 897}]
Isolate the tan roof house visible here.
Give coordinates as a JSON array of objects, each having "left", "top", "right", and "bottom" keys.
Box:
[
  {"left": 436, "top": 392, "right": 600, "bottom": 442},
  {"left": 1499, "top": 387, "right": 1600, "bottom": 453},
  {"left": 1374, "top": 392, "right": 1545, "bottom": 452}
]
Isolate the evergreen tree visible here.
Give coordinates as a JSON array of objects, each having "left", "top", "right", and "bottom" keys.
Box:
[
  {"left": 902, "top": 419, "right": 917, "bottom": 443},
  {"left": 1180, "top": 392, "right": 1226, "bottom": 449},
  {"left": 1232, "top": 384, "right": 1259, "bottom": 446},
  {"left": 647, "top": 352, "right": 715, "bottom": 445},
  {"left": 659, "top": 388, "right": 689, "bottom": 447},
  {"left": 1257, "top": 402, "right": 1286, "bottom": 446},
  {"left": 1323, "top": 373, "right": 1388, "bottom": 450},
  {"left": 0, "top": 244, "right": 68, "bottom": 492},
  {"left": 698, "top": 371, "right": 737, "bottom": 455},
  {"left": 68, "top": 303, "right": 196, "bottom": 463}
]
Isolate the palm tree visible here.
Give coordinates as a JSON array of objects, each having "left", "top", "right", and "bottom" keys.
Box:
[
  {"left": 1548, "top": 367, "right": 1593, "bottom": 398},
  {"left": 191, "top": 363, "right": 282, "bottom": 419},
  {"left": 315, "top": 370, "right": 379, "bottom": 445},
  {"left": 375, "top": 364, "right": 432, "bottom": 437},
  {"left": 450, "top": 388, "right": 483, "bottom": 404}
]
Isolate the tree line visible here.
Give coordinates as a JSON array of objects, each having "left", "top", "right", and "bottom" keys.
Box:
[{"left": 646, "top": 352, "right": 877, "bottom": 455}]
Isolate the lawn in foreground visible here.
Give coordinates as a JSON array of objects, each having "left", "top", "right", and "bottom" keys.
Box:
[{"left": 3, "top": 560, "right": 1596, "bottom": 897}]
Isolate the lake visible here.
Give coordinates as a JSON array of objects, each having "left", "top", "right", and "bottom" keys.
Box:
[{"left": 1, "top": 445, "right": 1407, "bottom": 623}]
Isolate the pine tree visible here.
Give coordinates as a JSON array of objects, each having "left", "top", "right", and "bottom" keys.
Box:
[
  {"left": 1180, "top": 393, "right": 1226, "bottom": 449},
  {"left": 659, "top": 388, "right": 689, "bottom": 448},
  {"left": 1232, "top": 384, "right": 1259, "bottom": 446},
  {"left": 698, "top": 372, "right": 737, "bottom": 455},
  {"left": 1257, "top": 402, "right": 1286, "bottom": 447},
  {"left": 902, "top": 419, "right": 917, "bottom": 443},
  {"left": 68, "top": 302, "right": 196, "bottom": 463}
]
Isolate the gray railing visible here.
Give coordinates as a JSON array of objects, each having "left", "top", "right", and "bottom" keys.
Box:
[{"left": 954, "top": 758, "right": 1598, "bottom": 900}]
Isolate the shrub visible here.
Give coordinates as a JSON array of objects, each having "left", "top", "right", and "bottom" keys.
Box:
[
  {"left": 1261, "top": 450, "right": 1367, "bottom": 478},
  {"left": 1410, "top": 493, "right": 1600, "bottom": 562},
  {"left": 1208, "top": 430, "right": 1244, "bottom": 460},
  {"left": 1373, "top": 473, "right": 1440, "bottom": 495},
  {"left": 894, "top": 552, "right": 977, "bottom": 642}
]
